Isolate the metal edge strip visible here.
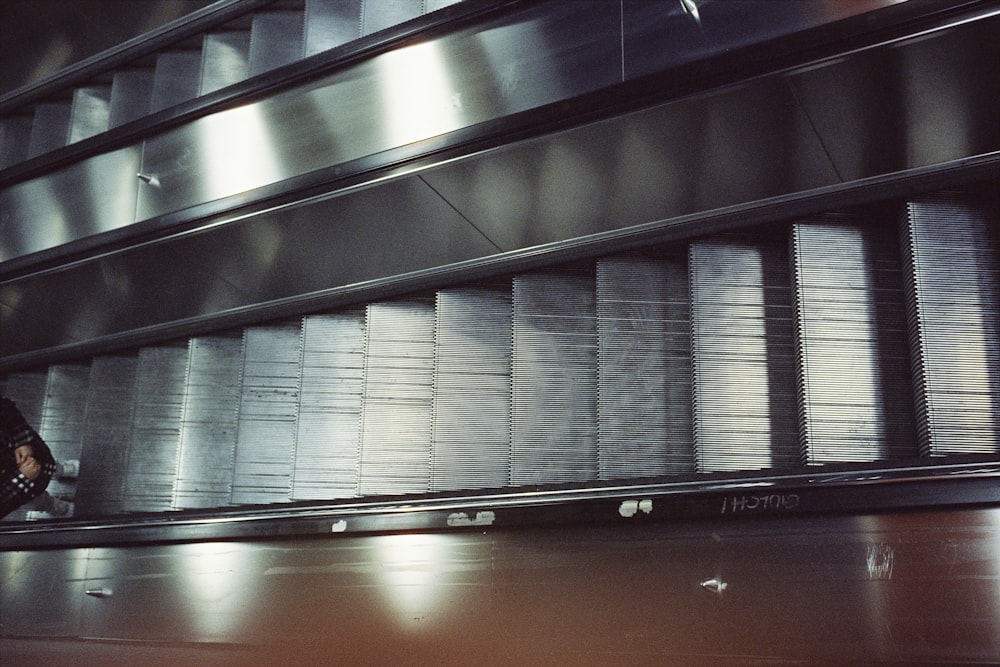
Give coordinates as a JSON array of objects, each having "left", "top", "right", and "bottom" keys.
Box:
[{"left": 2, "top": 458, "right": 997, "bottom": 550}]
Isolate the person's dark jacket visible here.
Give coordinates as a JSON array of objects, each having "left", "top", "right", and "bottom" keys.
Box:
[{"left": 1, "top": 397, "right": 56, "bottom": 518}]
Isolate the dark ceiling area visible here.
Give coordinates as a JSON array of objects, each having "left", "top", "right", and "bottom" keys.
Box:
[{"left": 0, "top": 0, "right": 214, "bottom": 96}]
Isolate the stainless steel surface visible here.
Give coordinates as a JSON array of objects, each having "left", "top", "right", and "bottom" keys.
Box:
[
  {"left": 432, "top": 284, "right": 512, "bottom": 491},
  {"left": 903, "top": 192, "right": 1000, "bottom": 454},
  {"left": 199, "top": 30, "right": 252, "bottom": 95},
  {"left": 67, "top": 86, "right": 112, "bottom": 144},
  {"left": 248, "top": 11, "right": 304, "bottom": 76},
  {"left": 122, "top": 344, "right": 189, "bottom": 512},
  {"left": 150, "top": 50, "right": 203, "bottom": 112},
  {"left": 793, "top": 220, "right": 916, "bottom": 462},
  {"left": 108, "top": 69, "right": 156, "bottom": 128},
  {"left": 359, "top": 299, "right": 436, "bottom": 496},
  {"left": 230, "top": 324, "right": 300, "bottom": 505},
  {"left": 74, "top": 354, "right": 139, "bottom": 516},
  {"left": 303, "top": 0, "right": 362, "bottom": 57},
  {"left": 175, "top": 334, "right": 242, "bottom": 509},
  {"left": 3, "top": 6, "right": 998, "bottom": 363},
  {"left": 3, "top": 506, "right": 999, "bottom": 664},
  {"left": 690, "top": 236, "right": 798, "bottom": 471},
  {"left": 511, "top": 272, "right": 598, "bottom": 485},
  {"left": 293, "top": 310, "right": 366, "bottom": 500},
  {"left": 26, "top": 102, "right": 72, "bottom": 158},
  {"left": 0, "top": 146, "right": 141, "bottom": 262},
  {"left": 597, "top": 253, "right": 694, "bottom": 478}
]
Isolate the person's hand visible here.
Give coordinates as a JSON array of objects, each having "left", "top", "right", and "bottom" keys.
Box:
[
  {"left": 13, "top": 444, "right": 34, "bottom": 464},
  {"left": 18, "top": 455, "right": 42, "bottom": 481}
]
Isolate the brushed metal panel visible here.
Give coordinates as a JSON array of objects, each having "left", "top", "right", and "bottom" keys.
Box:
[
  {"left": 175, "top": 334, "right": 243, "bottom": 509},
  {"left": 293, "top": 310, "right": 366, "bottom": 500},
  {"left": 199, "top": 31, "right": 251, "bottom": 95},
  {"left": 0, "top": 114, "right": 32, "bottom": 168},
  {"left": 0, "top": 549, "right": 88, "bottom": 637},
  {"left": 0, "top": 146, "right": 140, "bottom": 260},
  {"left": 789, "top": 14, "right": 1000, "bottom": 182},
  {"left": 690, "top": 236, "right": 798, "bottom": 472},
  {"left": 150, "top": 50, "right": 202, "bottom": 112},
  {"left": 248, "top": 11, "right": 305, "bottom": 77},
  {"left": 108, "top": 69, "right": 154, "bottom": 128},
  {"left": 67, "top": 86, "right": 111, "bottom": 144},
  {"left": 122, "top": 344, "right": 188, "bottom": 512},
  {"left": 432, "top": 283, "right": 512, "bottom": 491},
  {"left": 75, "top": 354, "right": 138, "bottom": 517},
  {"left": 359, "top": 299, "right": 436, "bottom": 496},
  {"left": 511, "top": 272, "right": 598, "bottom": 485},
  {"left": 26, "top": 101, "right": 71, "bottom": 157},
  {"left": 621, "top": 0, "right": 898, "bottom": 81},
  {"left": 421, "top": 75, "right": 839, "bottom": 251},
  {"left": 303, "top": 0, "right": 361, "bottom": 57},
  {"left": 39, "top": 362, "right": 91, "bottom": 501},
  {"left": 361, "top": 0, "right": 422, "bottom": 36},
  {"left": 0, "top": 370, "right": 47, "bottom": 424},
  {"left": 597, "top": 253, "right": 694, "bottom": 479},
  {"left": 903, "top": 192, "right": 1000, "bottom": 454},
  {"left": 231, "top": 323, "right": 301, "bottom": 505},
  {"left": 792, "top": 220, "right": 916, "bottom": 463},
  {"left": 135, "top": 2, "right": 621, "bottom": 221}
]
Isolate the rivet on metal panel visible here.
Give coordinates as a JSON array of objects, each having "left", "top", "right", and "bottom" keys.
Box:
[
  {"left": 700, "top": 578, "right": 727, "bottom": 595},
  {"left": 619, "top": 499, "right": 653, "bottom": 518}
]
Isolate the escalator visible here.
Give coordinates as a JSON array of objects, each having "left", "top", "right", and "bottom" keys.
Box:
[{"left": 1, "top": 1, "right": 999, "bottom": 662}]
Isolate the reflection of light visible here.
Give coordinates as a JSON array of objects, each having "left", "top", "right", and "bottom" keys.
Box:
[
  {"left": 198, "top": 104, "right": 282, "bottom": 200},
  {"left": 177, "top": 542, "right": 257, "bottom": 641},
  {"left": 376, "top": 41, "right": 460, "bottom": 147},
  {"left": 373, "top": 533, "right": 449, "bottom": 631}
]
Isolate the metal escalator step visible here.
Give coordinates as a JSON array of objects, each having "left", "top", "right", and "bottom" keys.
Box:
[
  {"left": 597, "top": 254, "right": 694, "bottom": 480},
  {"left": 0, "top": 115, "right": 33, "bottom": 169},
  {"left": 200, "top": 31, "right": 252, "bottom": 95},
  {"left": 361, "top": 0, "right": 423, "bottom": 36},
  {"left": 26, "top": 102, "right": 72, "bottom": 158},
  {"left": 359, "top": 300, "right": 436, "bottom": 496},
  {"left": 122, "top": 344, "right": 189, "bottom": 513},
  {"left": 432, "top": 285, "right": 512, "bottom": 492},
  {"left": 294, "top": 311, "right": 366, "bottom": 500},
  {"left": 511, "top": 272, "right": 598, "bottom": 486},
  {"left": 304, "top": 0, "right": 362, "bottom": 57},
  {"left": 690, "top": 237, "right": 798, "bottom": 472},
  {"left": 175, "top": 334, "right": 243, "bottom": 509},
  {"left": 67, "top": 86, "right": 112, "bottom": 144},
  {"left": 108, "top": 69, "right": 155, "bottom": 128},
  {"left": 903, "top": 192, "right": 1000, "bottom": 455},
  {"left": 249, "top": 11, "right": 306, "bottom": 77},
  {"left": 75, "top": 355, "right": 139, "bottom": 516},
  {"left": 38, "top": 363, "right": 91, "bottom": 502},
  {"left": 792, "top": 220, "right": 916, "bottom": 464},
  {"left": 150, "top": 50, "right": 203, "bottom": 113},
  {"left": 0, "top": 371, "right": 47, "bottom": 425},
  {"left": 232, "top": 323, "right": 302, "bottom": 505}
]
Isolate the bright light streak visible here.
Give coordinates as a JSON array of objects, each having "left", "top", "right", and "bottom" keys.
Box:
[{"left": 376, "top": 41, "right": 461, "bottom": 147}]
